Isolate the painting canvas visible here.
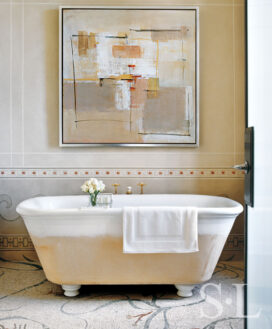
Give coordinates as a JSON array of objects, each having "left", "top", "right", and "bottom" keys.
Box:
[{"left": 60, "top": 7, "right": 199, "bottom": 145}]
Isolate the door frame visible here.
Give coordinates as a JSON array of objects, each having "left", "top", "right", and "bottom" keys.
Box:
[{"left": 244, "top": 0, "right": 248, "bottom": 327}]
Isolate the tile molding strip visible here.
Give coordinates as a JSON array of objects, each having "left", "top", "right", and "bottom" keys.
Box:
[
  {"left": 0, "top": 234, "right": 34, "bottom": 251},
  {"left": 0, "top": 168, "right": 245, "bottom": 178},
  {"left": 0, "top": 234, "right": 244, "bottom": 251}
]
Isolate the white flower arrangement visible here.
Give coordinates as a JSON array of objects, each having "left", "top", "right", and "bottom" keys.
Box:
[{"left": 81, "top": 178, "right": 105, "bottom": 206}]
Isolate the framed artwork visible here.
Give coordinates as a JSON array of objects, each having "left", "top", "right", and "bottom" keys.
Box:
[{"left": 59, "top": 6, "right": 199, "bottom": 146}]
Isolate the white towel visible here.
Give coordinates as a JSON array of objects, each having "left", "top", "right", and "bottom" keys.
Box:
[{"left": 123, "top": 207, "right": 199, "bottom": 253}]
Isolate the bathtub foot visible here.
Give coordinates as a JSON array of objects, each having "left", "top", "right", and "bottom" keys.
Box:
[
  {"left": 62, "top": 284, "right": 81, "bottom": 297},
  {"left": 175, "top": 284, "right": 195, "bottom": 297}
]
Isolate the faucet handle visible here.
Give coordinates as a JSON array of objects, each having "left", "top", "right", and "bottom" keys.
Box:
[
  {"left": 137, "top": 182, "right": 146, "bottom": 194},
  {"left": 112, "top": 183, "right": 120, "bottom": 194}
]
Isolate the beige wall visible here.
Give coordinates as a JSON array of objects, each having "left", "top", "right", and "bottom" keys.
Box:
[{"left": 0, "top": 0, "right": 245, "bottom": 260}]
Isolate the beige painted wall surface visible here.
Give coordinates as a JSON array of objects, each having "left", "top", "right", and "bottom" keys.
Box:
[
  {"left": 0, "top": 0, "right": 245, "bottom": 260},
  {"left": 0, "top": 0, "right": 245, "bottom": 168}
]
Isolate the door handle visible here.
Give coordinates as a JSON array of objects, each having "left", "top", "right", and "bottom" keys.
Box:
[{"left": 233, "top": 161, "right": 250, "bottom": 174}]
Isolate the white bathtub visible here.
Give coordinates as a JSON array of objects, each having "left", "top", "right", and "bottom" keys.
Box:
[{"left": 16, "top": 194, "right": 243, "bottom": 297}]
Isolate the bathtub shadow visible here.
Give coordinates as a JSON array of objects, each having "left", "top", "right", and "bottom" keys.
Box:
[{"left": 79, "top": 284, "right": 177, "bottom": 297}]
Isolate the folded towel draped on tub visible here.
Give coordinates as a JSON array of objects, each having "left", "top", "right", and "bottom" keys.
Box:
[{"left": 123, "top": 207, "right": 199, "bottom": 253}]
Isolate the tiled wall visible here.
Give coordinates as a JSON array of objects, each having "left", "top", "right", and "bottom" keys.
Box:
[{"left": 0, "top": 0, "right": 245, "bottom": 260}]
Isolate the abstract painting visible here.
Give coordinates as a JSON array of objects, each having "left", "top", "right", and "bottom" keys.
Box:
[{"left": 60, "top": 7, "right": 199, "bottom": 146}]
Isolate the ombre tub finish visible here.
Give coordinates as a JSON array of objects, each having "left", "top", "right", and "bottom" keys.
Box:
[{"left": 16, "top": 195, "right": 243, "bottom": 297}]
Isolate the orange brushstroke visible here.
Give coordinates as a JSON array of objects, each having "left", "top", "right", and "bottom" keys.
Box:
[
  {"left": 88, "top": 32, "right": 96, "bottom": 49},
  {"left": 112, "top": 45, "right": 141, "bottom": 58},
  {"left": 130, "top": 78, "right": 148, "bottom": 109},
  {"left": 64, "top": 78, "right": 98, "bottom": 81},
  {"left": 108, "top": 74, "right": 133, "bottom": 80},
  {"left": 78, "top": 31, "right": 88, "bottom": 56}
]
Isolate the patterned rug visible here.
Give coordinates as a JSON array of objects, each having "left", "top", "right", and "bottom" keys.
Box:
[{"left": 0, "top": 257, "right": 244, "bottom": 329}]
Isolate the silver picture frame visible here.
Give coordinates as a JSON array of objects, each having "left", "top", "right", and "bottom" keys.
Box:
[{"left": 59, "top": 6, "right": 199, "bottom": 147}]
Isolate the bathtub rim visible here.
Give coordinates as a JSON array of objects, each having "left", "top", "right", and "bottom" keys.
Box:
[{"left": 16, "top": 194, "right": 244, "bottom": 218}]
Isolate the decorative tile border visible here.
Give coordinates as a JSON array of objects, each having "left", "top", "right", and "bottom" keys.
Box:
[
  {"left": 0, "top": 168, "right": 245, "bottom": 178},
  {"left": 224, "top": 234, "right": 244, "bottom": 251},
  {"left": 0, "top": 234, "right": 244, "bottom": 251},
  {"left": 0, "top": 234, "right": 34, "bottom": 250}
]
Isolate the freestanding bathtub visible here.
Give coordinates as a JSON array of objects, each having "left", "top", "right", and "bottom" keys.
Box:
[{"left": 16, "top": 194, "right": 243, "bottom": 297}]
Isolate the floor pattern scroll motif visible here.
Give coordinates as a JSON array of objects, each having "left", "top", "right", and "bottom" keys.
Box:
[{"left": 0, "top": 258, "right": 244, "bottom": 329}]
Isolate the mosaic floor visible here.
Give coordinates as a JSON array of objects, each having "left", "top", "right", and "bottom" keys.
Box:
[{"left": 0, "top": 257, "right": 244, "bottom": 329}]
